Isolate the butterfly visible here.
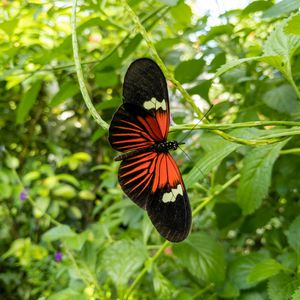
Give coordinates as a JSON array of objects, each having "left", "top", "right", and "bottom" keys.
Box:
[{"left": 108, "top": 58, "right": 191, "bottom": 242}]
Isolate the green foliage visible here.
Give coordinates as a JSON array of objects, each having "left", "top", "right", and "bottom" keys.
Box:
[
  {"left": 237, "top": 140, "right": 288, "bottom": 214},
  {"left": 1, "top": 0, "right": 300, "bottom": 299},
  {"left": 173, "top": 232, "right": 225, "bottom": 283}
]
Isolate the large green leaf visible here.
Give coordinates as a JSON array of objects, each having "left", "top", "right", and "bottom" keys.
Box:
[
  {"left": 287, "top": 215, "right": 300, "bottom": 252},
  {"left": 215, "top": 57, "right": 258, "bottom": 78},
  {"left": 237, "top": 140, "right": 288, "bottom": 215},
  {"left": 47, "top": 289, "right": 88, "bottom": 300},
  {"left": 262, "top": 20, "right": 300, "bottom": 78},
  {"left": 268, "top": 273, "right": 300, "bottom": 300},
  {"left": 263, "top": 84, "right": 297, "bottom": 113},
  {"left": 184, "top": 134, "right": 240, "bottom": 187},
  {"left": 242, "top": 1, "right": 273, "bottom": 15},
  {"left": 292, "top": 286, "right": 300, "bottom": 300},
  {"left": 263, "top": 21, "right": 300, "bottom": 58},
  {"left": 173, "top": 232, "right": 225, "bottom": 283},
  {"left": 153, "top": 267, "right": 175, "bottom": 299},
  {"left": 49, "top": 81, "right": 79, "bottom": 107},
  {"left": 285, "top": 13, "right": 300, "bottom": 35},
  {"left": 229, "top": 253, "right": 268, "bottom": 290},
  {"left": 101, "top": 240, "right": 147, "bottom": 287},
  {"left": 42, "top": 225, "right": 76, "bottom": 242},
  {"left": 247, "top": 259, "right": 284, "bottom": 284},
  {"left": 262, "top": 0, "right": 300, "bottom": 19},
  {"left": 16, "top": 81, "right": 42, "bottom": 124},
  {"left": 174, "top": 58, "right": 205, "bottom": 83},
  {"left": 170, "top": 2, "right": 192, "bottom": 28}
]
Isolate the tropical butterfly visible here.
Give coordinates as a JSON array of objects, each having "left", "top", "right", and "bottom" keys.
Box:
[{"left": 108, "top": 58, "right": 191, "bottom": 242}]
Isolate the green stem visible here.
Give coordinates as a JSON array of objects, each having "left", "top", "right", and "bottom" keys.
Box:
[
  {"left": 124, "top": 241, "right": 169, "bottom": 299},
  {"left": 71, "top": 0, "right": 109, "bottom": 130},
  {"left": 170, "top": 120, "right": 300, "bottom": 132},
  {"left": 193, "top": 174, "right": 240, "bottom": 216},
  {"left": 286, "top": 58, "right": 300, "bottom": 100},
  {"left": 280, "top": 148, "right": 300, "bottom": 155}
]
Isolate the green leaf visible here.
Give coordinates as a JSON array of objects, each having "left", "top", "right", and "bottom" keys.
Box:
[
  {"left": 173, "top": 232, "right": 225, "bottom": 283},
  {"left": 153, "top": 267, "right": 175, "bottom": 299},
  {"left": 72, "top": 152, "right": 91, "bottom": 162},
  {"left": 263, "top": 21, "right": 300, "bottom": 58},
  {"left": 240, "top": 292, "right": 265, "bottom": 300},
  {"left": 237, "top": 140, "right": 288, "bottom": 215},
  {"left": 217, "top": 281, "right": 240, "bottom": 298},
  {"left": 285, "top": 13, "right": 300, "bottom": 35},
  {"left": 215, "top": 57, "right": 259, "bottom": 78},
  {"left": 16, "top": 81, "right": 42, "bottom": 124},
  {"left": 33, "top": 197, "right": 50, "bottom": 218},
  {"left": 47, "top": 289, "right": 88, "bottom": 300},
  {"left": 263, "top": 84, "right": 297, "bottom": 113},
  {"left": 187, "top": 80, "right": 212, "bottom": 101},
  {"left": 53, "top": 184, "right": 76, "bottom": 199},
  {"left": 23, "top": 171, "right": 41, "bottom": 184},
  {"left": 95, "top": 71, "right": 118, "bottom": 88},
  {"left": 200, "top": 24, "right": 234, "bottom": 44},
  {"left": 184, "top": 132, "right": 241, "bottom": 187},
  {"left": 49, "top": 81, "right": 79, "bottom": 107},
  {"left": 175, "top": 59, "right": 205, "bottom": 83},
  {"left": 101, "top": 240, "right": 147, "bottom": 287},
  {"left": 157, "top": 0, "right": 179, "bottom": 6},
  {"left": 263, "top": 0, "right": 300, "bottom": 19},
  {"left": 268, "top": 273, "right": 300, "bottom": 300},
  {"left": 229, "top": 253, "right": 267, "bottom": 290},
  {"left": 170, "top": 2, "right": 192, "bottom": 27},
  {"left": 0, "top": 183, "right": 12, "bottom": 199},
  {"left": 56, "top": 174, "right": 80, "bottom": 187},
  {"left": 42, "top": 225, "right": 76, "bottom": 242},
  {"left": 247, "top": 259, "right": 284, "bottom": 284},
  {"left": 5, "top": 155, "right": 19, "bottom": 169},
  {"left": 287, "top": 215, "right": 300, "bottom": 252},
  {"left": 64, "top": 231, "right": 89, "bottom": 250},
  {"left": 0, "top": 19, "right": 19, "bottom": 38},
  {"left": 292, "top": 286, "right": 300, "bottom": 300},
  {"left": 242, "top": 1, "right": 273, "bottom": 15},
  {"left": 262, "top": 20, "right": 300, "bottom": 78}
]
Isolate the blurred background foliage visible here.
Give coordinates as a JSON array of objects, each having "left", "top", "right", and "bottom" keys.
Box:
[{"left": 1, "top": 0, "right": 300, "bottom": 299}]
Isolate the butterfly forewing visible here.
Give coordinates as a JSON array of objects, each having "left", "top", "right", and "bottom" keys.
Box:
[{"left": 108, "top": 58, "right": 191, "bottom": 242}]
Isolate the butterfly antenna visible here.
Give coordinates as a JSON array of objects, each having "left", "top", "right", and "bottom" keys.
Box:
[
  {"left": 178, "top": 104, "right": 214, "bottom": 144},
  {"left": 178, "top": 145, "right": 206, "bottom": 180}
]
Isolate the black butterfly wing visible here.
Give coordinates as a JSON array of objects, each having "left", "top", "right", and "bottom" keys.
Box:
[{"left": 118, "top": 151, "right": 191, "bottom": 242}]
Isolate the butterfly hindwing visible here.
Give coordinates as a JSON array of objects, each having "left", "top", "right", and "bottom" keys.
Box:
[
  {"left": 146, "top": 153, "right": 191, "bottom": 242},
  {"left": 118, "top": 150, "right": 191, "bottom": 242}
]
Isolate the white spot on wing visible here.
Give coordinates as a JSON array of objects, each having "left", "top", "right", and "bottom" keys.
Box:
[
  {"left": 162, "top": 184, "right": 183, "bottom": 203},
  {"left": 143, "top": 97, "right": 166, "bottom": 111}
]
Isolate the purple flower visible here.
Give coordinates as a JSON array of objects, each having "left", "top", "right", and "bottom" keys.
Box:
[
  {"left": 54, "top": 251, "right": 63, "bottom": 262},
  {"left": 19, "top": 189, "right": 27, "bottom": 201}
]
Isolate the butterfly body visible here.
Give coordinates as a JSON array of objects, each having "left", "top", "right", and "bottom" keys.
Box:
[
  {"left": 108, "top": 58, "right": 191, "bottom": 242},
  {"left": 114, "top": 140, "right": 180, "bottom": 161}
]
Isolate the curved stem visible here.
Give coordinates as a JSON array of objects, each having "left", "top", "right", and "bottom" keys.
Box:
[
  {"left": 170, "top": 120, "right": 300, "bottom": 132},
  {"left": 71, "top": 0, "right": 109, "bottom": 130}
]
